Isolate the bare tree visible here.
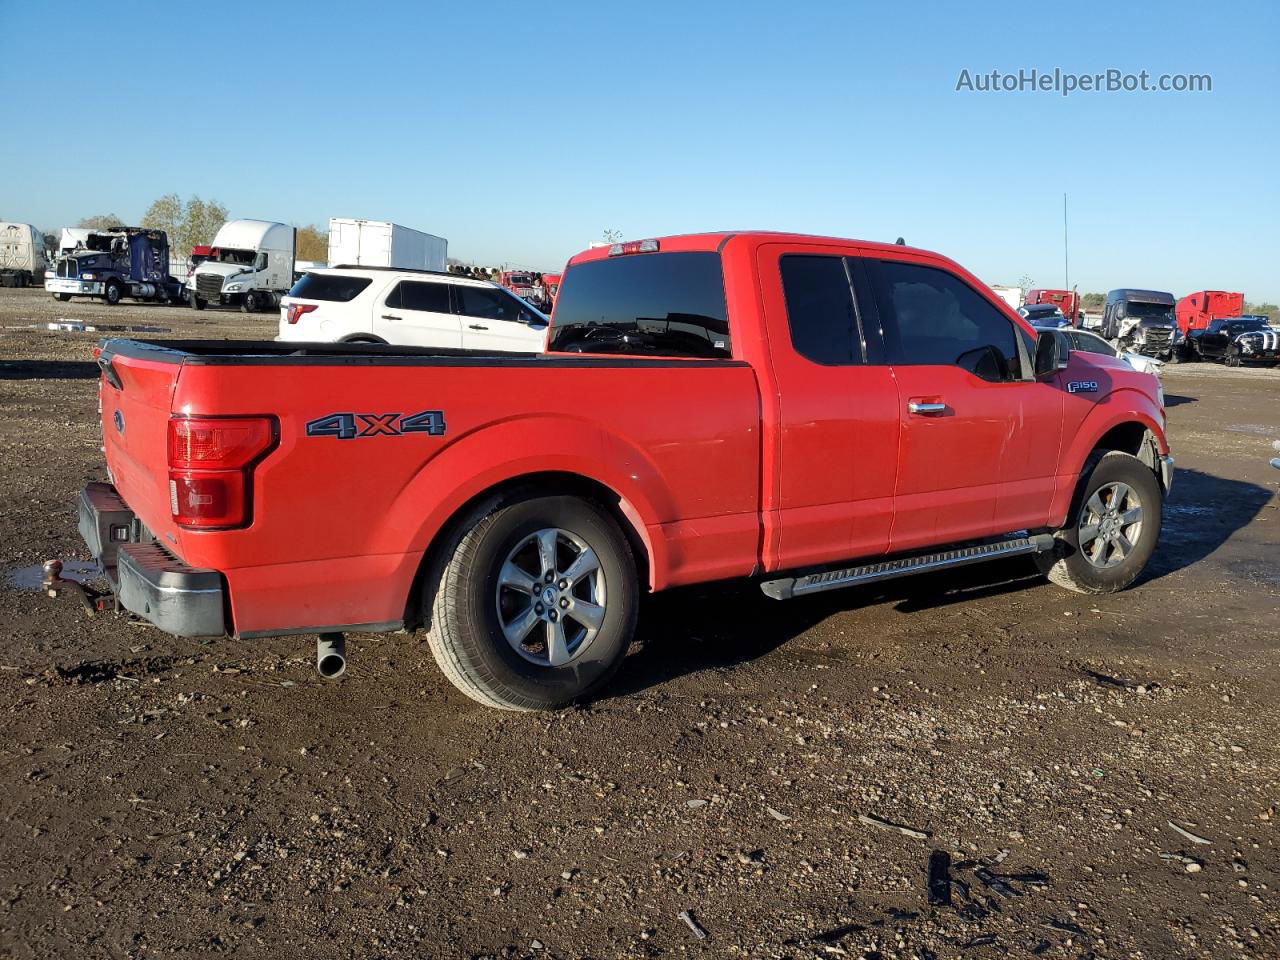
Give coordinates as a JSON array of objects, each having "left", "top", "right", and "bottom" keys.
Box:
[
  {"left": 78, "top": 214, "right": 125, "bottom": 230},
  {"left": 602, "top": 228, "right": 623, "bottom": 243}
]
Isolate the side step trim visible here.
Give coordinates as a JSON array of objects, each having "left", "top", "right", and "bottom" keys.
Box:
[{"left": 760, "top": 533, "right": 1056, "bottom": 600}]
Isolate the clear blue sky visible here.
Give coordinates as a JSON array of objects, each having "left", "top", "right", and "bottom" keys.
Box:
[{"left": 2, "top": 0, "right": 1276, "bottom": 299}]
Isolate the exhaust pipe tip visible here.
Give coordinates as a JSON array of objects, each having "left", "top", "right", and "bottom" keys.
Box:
[{"left": 316, "top": 633, "right": 346, "bottom": 680}]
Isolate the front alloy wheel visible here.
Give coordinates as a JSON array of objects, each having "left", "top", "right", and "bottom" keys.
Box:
[{"left": 1077, "top": 481, "right": 1144, "bottom": 569}]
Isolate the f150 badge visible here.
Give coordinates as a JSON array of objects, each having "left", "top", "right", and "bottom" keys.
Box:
[
  {"left": 305, "top": 410, "right": 446, "bottom": 439},
  {"left": 1067, "top": 381, "right": 1099, "bottom": 394}
]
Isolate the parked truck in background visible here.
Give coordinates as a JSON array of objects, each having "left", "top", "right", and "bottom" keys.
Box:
[
  {"left": 74, "top": 231, "right": 1171, "bottom": 711},
  {"left": 45, "top": 227, "right": 183, "bottom": 305},
  {"left": 990, "top": 284, "right": 1022, "bottom": 311},
  {"left": 1025, "top": 288, "right": 1081, "bottom": 326},
  {"left": 1101, "top": 289, "right": 1178, "bottom": 360},
  {"left": 496, "top": 270, "right": 539, "bottom": 303},
  {"left": 188, "top": 220, "right": 296, "bottom": 312},
  {"left": 541, "top": 272, "right": 563, "bottom": 309},
  {"left": 0, "top": 222, "right": 47, "bottom": 287},
  {"left": 327, "top": 219, "right": 447, "bottom": 272},
  {"left": 1176, "top": 290, "right": 1243, "bottom": 336}
]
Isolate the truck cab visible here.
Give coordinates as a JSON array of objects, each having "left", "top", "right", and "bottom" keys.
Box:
[
  {"left": 0, "top": 221, "right": 48, "bottom": 287},
  {"left": 188, "top": 220, "right": 296, "bottom": 313},
  {"left": 1102, "top": 288, "right": 1177, "bottom": 359},
  {"left": 1176, "top": 290, "right": 1244, "bottom": 335},
  {"left": 45, "top": 227, "right": 181, "bottom": 305}
]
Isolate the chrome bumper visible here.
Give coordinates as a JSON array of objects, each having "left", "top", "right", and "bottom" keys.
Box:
[
  {"left": 46, "top": 278, "right": 104, "bottom": 295},
  {"left": 78, "top": 482, "right": 226, "bottom": 638}
]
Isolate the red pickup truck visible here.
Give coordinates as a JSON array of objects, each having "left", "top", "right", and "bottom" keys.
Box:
[{"left": 79, "top": 232, "right": 1172, "bottom": 710}]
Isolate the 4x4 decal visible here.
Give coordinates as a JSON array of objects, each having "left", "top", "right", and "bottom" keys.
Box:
[{"left": 306, "top": 410, "right": 447, "bottom": 439}]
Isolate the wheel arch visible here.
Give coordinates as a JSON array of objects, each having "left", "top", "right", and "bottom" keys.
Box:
[
  {"left": 403, "top": 469, "right": 655, "bottom": 631},
  {"left": 1049, "top": 400, "right": 1169, "bottom": 527}
]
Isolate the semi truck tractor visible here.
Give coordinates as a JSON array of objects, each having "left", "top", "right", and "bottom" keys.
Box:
[
  {"left": 1025, "top": 288, "right": 1081, "bottom": 326},
  {"left": 45, "top": 227, "right": 183, "bottom": 305},
  {"left": 0, "top": 222, "right": 47, "bottom": 287},
  {"left": 1101, "top": 289, "right": 1178, "bottom": 359},
  {"left": 188, "top": 220, "right": 296, "bottom": 312}
]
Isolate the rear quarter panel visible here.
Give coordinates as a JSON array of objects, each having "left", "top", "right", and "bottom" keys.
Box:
[{"left": 169, "top": 360, "right": 761, "bottom": 634}]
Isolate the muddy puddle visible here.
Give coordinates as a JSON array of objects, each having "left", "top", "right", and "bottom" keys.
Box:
[{"left": 6, "top": 561, "right": 101, "bottom": 590}]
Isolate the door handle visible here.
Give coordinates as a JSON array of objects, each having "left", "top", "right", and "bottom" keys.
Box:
[
  {"left": 468, "top": 324, "right": 488, "bottom": 330},
  {"left": 907, "top": 400, "right": 947, "bottom": 416},
  {"left": 380, "top": 314, "right": 400, "bottom": 321}
]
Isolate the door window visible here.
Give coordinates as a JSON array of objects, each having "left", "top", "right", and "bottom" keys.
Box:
[
  {"left": 780, "top": 255, "right": 864, "bottom": 364},
  {"left": 455, "top": 285, "right": 526, "bottom": 323},
  {"left": 387, "top": 280, "right": 450, "bottom": 312},
  {"left": 874, "top": 260, "right": 1020, "bottom": 382}
]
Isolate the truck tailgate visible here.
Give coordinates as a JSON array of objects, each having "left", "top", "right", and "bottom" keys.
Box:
[{"left": 97, "top": 342, "right": 180, "bottom": 544}]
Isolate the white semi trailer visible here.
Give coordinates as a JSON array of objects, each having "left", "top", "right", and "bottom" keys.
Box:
[
  {"left": 327, "top": 218, "right": 447, "bottom": 272},
  {"left": 0, "top": 222, "right": 47, "bottom": 287}
]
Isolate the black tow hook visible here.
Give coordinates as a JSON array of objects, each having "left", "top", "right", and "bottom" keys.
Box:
[{"left": 42, "top": 560, "right": 112, "bottom": 616}]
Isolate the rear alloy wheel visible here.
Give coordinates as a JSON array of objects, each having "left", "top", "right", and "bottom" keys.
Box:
[
  {"left": 425, "top": 494, "right": 638, "bottom": 710},
  {"left": 1037, "top": 450, "right": 1162, "bottom": 594}
]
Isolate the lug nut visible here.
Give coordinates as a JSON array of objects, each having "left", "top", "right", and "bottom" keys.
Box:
[
  {"left": 535, "top": 602, "right": 544, "bottom": 614},
  {"left": 545, "top": 571, "right": 555, "bottom": 583},
  {"left": 559, "top": 598, "right": 569, "bottom": 609},
  {"left": 549, "top": 611, "right": 558, "bottom": 622},
  {"left": 558, "top": 579, "right": 568, "bottom": 589}
]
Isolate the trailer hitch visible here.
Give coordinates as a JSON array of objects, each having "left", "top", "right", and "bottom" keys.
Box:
[{"left": 42, "top": 560, "right": 113, "bottom": 616}]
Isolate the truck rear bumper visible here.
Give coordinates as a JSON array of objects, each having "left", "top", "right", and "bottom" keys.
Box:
[
  {"left": 46, "top": 278, "right": 104, "bottom": 295},
  {"left": 78, "top": 482, "right": 227, "bottom": 637}
]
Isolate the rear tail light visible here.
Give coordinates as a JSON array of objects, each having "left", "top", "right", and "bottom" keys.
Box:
[
  {"left": 167, "top": 416, "right": 277, "bottom": 528},
  {"left": 286, "top": 303, "right": 318, "bottom": 324}
]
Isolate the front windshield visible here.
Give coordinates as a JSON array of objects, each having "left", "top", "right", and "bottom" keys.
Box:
[
  {"left": 508, "top": 274, "right": 533, "bottom": 286},
  {"left": 1123, "top": 301, "right": 1174, "bottom": 321},
  {"left": 1228, "top": 318, "right": 1267, "bottom": 332},
  {"left": 215, "top": 248, "right": 256, "bottom": 266}
]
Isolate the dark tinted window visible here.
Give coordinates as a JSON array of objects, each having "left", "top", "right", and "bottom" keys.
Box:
[
  {"left": 1070, "top": 331, "right": 1117, "bottom": 357},
  {"left": 289, "top": 273, "right": 372, "bottom": 302},
  {"left": 780, "top": 255, "right": 862, "bottom": 364},
  {"left": 386, "top": 280, "right": 450, "bottom": 313},
  {"left": 456, "top": 285, "right": 527, "bottom": 322},
  {"left": 875, "top": 260, "right": 1019, "bottom": 381},
  {"left": 549, "top": 252, "right": 730, "bottom": 358}
]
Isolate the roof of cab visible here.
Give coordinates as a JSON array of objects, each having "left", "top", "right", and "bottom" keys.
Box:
[{"left": 566, "top": 230, "right": 950, "bottom": 266}]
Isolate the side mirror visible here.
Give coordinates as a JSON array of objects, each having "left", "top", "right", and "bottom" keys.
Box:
[{"left": 1035, "top": 331, "right": 1069, "bottom": 377}]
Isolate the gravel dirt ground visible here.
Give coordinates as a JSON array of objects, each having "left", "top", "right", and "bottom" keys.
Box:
[{"left": 1, "top": 286, "right": 1277, "bottom": 959}]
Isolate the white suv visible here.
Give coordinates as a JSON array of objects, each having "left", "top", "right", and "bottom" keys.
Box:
[{"left": 279, "top": 267, "right": 549, "bottom": 352}]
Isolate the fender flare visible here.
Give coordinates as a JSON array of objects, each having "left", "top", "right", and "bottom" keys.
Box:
[
  {"left": 1049, "top": 389, "right": 1168, "bottom": 526},
  {"left": 376, "top": 415, "right": 677, "bottom": 590}
]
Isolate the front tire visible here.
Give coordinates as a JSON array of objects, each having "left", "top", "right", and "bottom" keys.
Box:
[
  {"left": 104, "top": 282, "right": 122, "bottom": 306},
  {"left": 242, "top": 291, "right": 259, "bottom": 313},
  {"left": 54, "top": 293, "right": 71, "bottom": 302},
  {"left": 191, "top": 295, "right": 206, "bottom": 310},
  {"left": 424, "top": 494, "right": 638, "bottom": 710},
  {"left": 1037, "top": 451, "right": 1162, "bottom": 594}
]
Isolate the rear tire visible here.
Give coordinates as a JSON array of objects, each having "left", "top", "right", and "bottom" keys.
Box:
[
  {"left": 424, "top": 494, "right": 638, "bottom": 711},
  {"left": 1036, "top": 451, "right": 1162, "bottom": 594}
]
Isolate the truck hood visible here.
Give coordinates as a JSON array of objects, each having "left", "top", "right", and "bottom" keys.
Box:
[{"left": 193, "top": 263, "right": 249, "bottom": 280}]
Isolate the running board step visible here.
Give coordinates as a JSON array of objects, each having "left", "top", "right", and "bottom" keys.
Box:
[{"left": 760, "top": 533, "right": 1056, "bottom": 600}]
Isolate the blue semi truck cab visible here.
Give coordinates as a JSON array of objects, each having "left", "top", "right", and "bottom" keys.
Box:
[{"left": 46, "top": 227, "right": 183, "bottom": 306}]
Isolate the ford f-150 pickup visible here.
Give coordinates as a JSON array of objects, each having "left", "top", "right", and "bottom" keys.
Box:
[{"left": 77, "top": 231, "right": 1173, "bottom": 710}]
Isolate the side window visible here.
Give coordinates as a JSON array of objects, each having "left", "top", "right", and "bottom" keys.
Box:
[
  {"left": 400, "top": 281, "right": 450, "bottom": 313},
  {"left": 874, "top": 260, "right": 1020, "bottom": 382},
  {"left": 456, "top": 285, "right": 522, "bottom": 322},
  {"left": 780, "top": 255, "right": 863, "bottom": 365}
]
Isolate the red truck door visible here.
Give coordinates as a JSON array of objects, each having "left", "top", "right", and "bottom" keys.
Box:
[
  {"left": 754, "top": 244, "right": 900, "bottom": 570},
  {"left": 865, "top": 256, "right": 1063, "bottom": 551}
]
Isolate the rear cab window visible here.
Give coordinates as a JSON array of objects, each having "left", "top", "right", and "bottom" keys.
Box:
[
  {"left": 548, "top": 252, "right": 731, "bottom": 359},
  {"left": 289, "top": 273, "right": 372, "bottom": 302}
]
